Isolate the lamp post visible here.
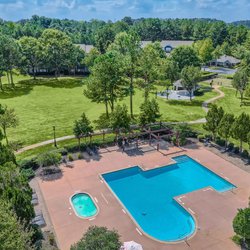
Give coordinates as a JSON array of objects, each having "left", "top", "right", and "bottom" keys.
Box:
[{"left": 53, "top": 126, "right": 57, "bottom": 148}]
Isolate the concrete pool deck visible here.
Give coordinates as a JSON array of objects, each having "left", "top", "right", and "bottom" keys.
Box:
[{"left": 37, "top": 144, "right": 250, "bottom": 250}]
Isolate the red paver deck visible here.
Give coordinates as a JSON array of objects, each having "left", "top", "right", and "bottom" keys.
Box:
[{"left": 38, "top": 144, "right": 250, "bottom": 250}]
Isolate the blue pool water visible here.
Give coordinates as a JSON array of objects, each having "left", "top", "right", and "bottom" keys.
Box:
[
  {"left": 102, "top": 155, "right": 235, "bottom": 242},
  {"left": 71, "top": 193, "right": 98, "bottom": 218}
]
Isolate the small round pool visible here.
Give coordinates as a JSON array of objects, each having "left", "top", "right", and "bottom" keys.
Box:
[{"left": 71, "top": 193, "right": 98, "bottom": 218}]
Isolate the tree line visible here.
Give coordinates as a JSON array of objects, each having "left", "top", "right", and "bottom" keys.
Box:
[
  {"left": 0, "top": 28, "right": 85, "bottom": 89},
  {"left": 0, "top": 16, "right": 249, "bottom": 47},
  {"left": 0, "top": 104, "right": 42, "bottom": 249},
  {"left": 204, "top": 104, "right": 250, "bottom": 153}
]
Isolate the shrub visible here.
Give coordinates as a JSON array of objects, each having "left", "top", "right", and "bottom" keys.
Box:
[
  {"left": 228, "top": 143, "right": 234, "bottom": 151},
  {"left": 179, "top": 137, "right": 186, "bottom": 146},
  {"left": 21, "top": 168, "right": 35, "bottom": 180},
  {"left": 197, "top": 134, "right": 205, "bottom": 142},
  {"left": 36, "top": 151, "right": 61, "bottom": 167},
  {"left": 78, "top": 153, "right": 83, "bottom": 159},
  {"left": 234, "top": 147, "right": 240, "bottom": 154},
  {"left": 19, "top": 157, "right": 39, "bottom": 170},
  {"left": 68, "top": 154, "right": 74, "bottom": 161},
  {"left": 241, "top": 150, "right": 249, "bottom": 159},
  {"left": 215, "top": 138, "right": 226, "bottom": 147},
  {"left": 232, "top": 235, "right": 242, "bottom": 246},
  {"left": 193, "top": 89, "right": 204, "bottom": 96},
  {"left": 57, "top": 148, "right": 68, "bottom": 156}
]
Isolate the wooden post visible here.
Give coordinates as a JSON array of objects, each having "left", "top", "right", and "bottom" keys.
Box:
[{"left": 149, "top": 127, "right": 152, "bottom": 146}]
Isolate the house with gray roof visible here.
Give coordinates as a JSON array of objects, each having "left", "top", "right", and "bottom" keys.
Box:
[
  {"left": 141, "top": 40, "right": 194, "bottom": 53},
  {"left": 210, "top": 55, "right": 241, "bottom": 67},
  {"left": 77, "top": 40, "right": 194, "bottom": 54}
]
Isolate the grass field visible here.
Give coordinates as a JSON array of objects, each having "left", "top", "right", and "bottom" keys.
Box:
[
  {"left": 0, "top": 76, "right": 218, "bottom": 146},
  {"left": 215, "top": 87, "right": 250, "bottom": 115}
]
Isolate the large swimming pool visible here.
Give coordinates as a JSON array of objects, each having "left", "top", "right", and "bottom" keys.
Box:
[{"left": 102, "top": 155, "right": 235, "bottom": 242}]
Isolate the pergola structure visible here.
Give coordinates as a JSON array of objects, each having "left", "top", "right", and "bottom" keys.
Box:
[{"left": 116, "top": 123, "right": 180, "bottom": 151}]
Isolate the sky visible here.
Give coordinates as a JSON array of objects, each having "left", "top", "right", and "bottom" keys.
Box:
[{"left": 0, "top": 0, "right": 249, "bottom": 22}]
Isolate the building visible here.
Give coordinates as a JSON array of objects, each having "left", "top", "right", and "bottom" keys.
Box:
[
  {"left": 76, "top": 44, "right": 94, "bottom": 54},
  {"left": 210, "top": 55, "right": 241, "bottom": 67},
  {"left": 76, "top": 40, "right": 194, "bottom": 55},
  {"left": 141, "top": 40, "right": 194, "bottom": 53},
  {"left": 173, "top": 79, "right": 199, "bottom": 92}
]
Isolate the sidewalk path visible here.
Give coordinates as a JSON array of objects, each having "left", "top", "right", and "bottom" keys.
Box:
[{"left": 16, "top": 85, "right": 225, "bottom": 154}]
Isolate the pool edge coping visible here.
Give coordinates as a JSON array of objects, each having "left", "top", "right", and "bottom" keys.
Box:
[
  {"left": 99, "top": 165, "right": 198, "bottom": 244},
  {"left": 99, "top": 154, "right": 238, "bottom": 244}
]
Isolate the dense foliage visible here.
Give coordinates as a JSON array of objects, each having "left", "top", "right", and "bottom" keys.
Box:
[
  {"left": 0, "top": 105, "right": 37, "bottom": 248},
  {"left": 0, "top": 16, "right": 248, "bottom": 48},
  {"left": 233, "top": 208, "right": 250, "bottom": 247},
  {"left": 0, "top": 199, "right": 33, "bottom": 250},
  {"left": 70, "top": 226, "right": 122, "bottom": 250}
]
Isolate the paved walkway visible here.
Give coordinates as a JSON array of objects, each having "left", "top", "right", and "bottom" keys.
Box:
[
  {"left": 16, "top": 86, "right": 225, "bottom": 154},
  {"left": 37, "top": 144, "right": 249, "bottom": 250}
]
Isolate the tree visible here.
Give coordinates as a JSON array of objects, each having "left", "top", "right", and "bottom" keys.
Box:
[
  {"left": 71, "top": 226, "right": 122, "bottom": 250},
  {"left": 109, "top": 104, "right": 131, "bottom": 133},
  {"left": 0, "top": 199, "right": 33, "bottom": 250},
  {"left": 138, "top": 43, "right": 161, "bottom": 100},
  {"left": 0, "top": 54, "right": 5, "bottom": 91},
  {"left": 0, "top": 143, "right": 16, "bottom": 166},
  {"left": 84, "top": 51, "right": 126, "bottom": 116},
  {"left": 0, "top": 162, "right": 35, "bottom": 222},
  {"left": 0, "top": 106, "right": 19, "bottom": 145},
  {"left": 67, "top": 45, "right": 85, "bottom": 75},
  {"left": 248, "top": 132, "right": 250, "bottom": 150},
  {"left": 139, "top": 99, "right": 161, "bottom": 126},
  {"left": 0, "top": 35, "right": 21, "bottom": 87},
  {"left": 94, "top": 113, "right": 111, "bottom": 131},
  {"left": 181, "top": 66, "right": 201, "bottom": 101},
  {"left": 171, "top": 46, "right": 200, "bottom": 72},
  {"left": 94, "top": 25, "right": 115, "bottom": 54},
  {"left": 19, "top": 36, "right": 42, "bottom": 79},
  {"left": 232, "top": 68, "right": 249, "bottom": 105},
  {"left": 73, "top": 113, "right": 93, "bottom": 146},
  {"left": 194, "top": 38, "right": 214, "bottom": 64},
  {"left": 110, "top": 31, "right": 141, "bottom": 117},
  {"left": 83, "top": 48, "right": 100, "bottom": 68},
  {"left": 231, "top": 112, "right": 250, "bottom": 152},
  {"left": 39, "top": 29, "right": 74, "bottom": 78},
  {"left": 203, "top": 104, "right": 224, "bottom": 141},
  {"left": 160, "top": 59, "right": 179, "bottom": 99},
  {"left": 233, "top": 208, "right": 250, "bottom": 247},
  {"left": 208, "top": 21, "right": 228, "bottom": 46},
  {"left": 218, "top": 113, "right": 235, "bottom": 149}
]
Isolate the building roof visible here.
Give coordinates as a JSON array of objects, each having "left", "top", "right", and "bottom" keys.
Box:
[
  {"left": 215, "top": 55, "right": 241, "bottom": 64},
  {"left": 141, "top": 40, "right": 194, "bottom": 49},
  {"left": 76, "top": 44, "right": 94, "bottom": 53},
  {"left": 173, "top": 79, "right": 183, "bottom": 88},
  {"left": 76, "top": 40, "right": 194, "bottom": 54}
]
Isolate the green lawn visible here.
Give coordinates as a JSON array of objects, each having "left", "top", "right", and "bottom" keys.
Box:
[
  {"left": 215, "top": 87, "right": 250, "bottom": 116},
  {"left": 0, "top": 77, "right": 217, "bottom": 146}
]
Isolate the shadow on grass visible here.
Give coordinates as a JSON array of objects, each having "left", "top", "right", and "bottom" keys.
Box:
[
  {"left": 167, "top": 99, "right": 204, "bottom": 107},
  {"left": 0, "top": 77, "right": 85, "bottom": 99},
  {"left": 18, "top": 77, "right": 85, "bottom": 89},
  {"left": 0, "top": 84, "right": 33, "bottom": 99}
]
